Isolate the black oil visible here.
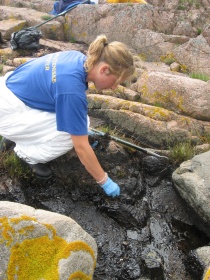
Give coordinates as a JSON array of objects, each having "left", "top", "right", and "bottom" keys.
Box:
[{"left": 1, "top": 135, "right": 210, "bottom": 280}]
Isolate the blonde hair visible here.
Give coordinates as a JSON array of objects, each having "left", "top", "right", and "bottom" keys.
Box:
[{"left": 84, "top": 35, "right": 135, "bottom": 82}]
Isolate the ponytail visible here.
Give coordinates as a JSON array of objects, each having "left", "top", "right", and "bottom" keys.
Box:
[{"left": 84, "top": 35, "right": 135, "bottom": 81}]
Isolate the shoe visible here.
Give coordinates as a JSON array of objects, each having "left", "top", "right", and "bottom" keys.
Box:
[
  {"left": 27, "top": 163, "right": 52, "bottom": 179},
  {"left": 0, "top": 137, "right": 15, "bottom": 152}
]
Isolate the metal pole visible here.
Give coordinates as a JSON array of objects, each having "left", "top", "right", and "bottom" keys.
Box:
[
  {"left": 34, "top": 0, "right": 90, "bottom": 29},
  {"left": 90, "top": 128, "right": 168, "bottom": 160}
]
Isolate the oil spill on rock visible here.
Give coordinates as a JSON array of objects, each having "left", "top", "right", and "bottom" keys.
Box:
[{"left": 0, "top": 134, "right": 210, "bottom": 280}]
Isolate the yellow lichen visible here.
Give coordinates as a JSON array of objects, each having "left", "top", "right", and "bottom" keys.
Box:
[
  {"left": 10, "top": 216, "right": 36, "bottom": 224},
  {"left": 18, "top": 225, "right": 35, "bottom": 236},
  {"left": 203, "top": 267, "right": 210, "bottom": 280},
  {"left": 68, "top": 271, "right": 92, "bottom": 280},
  {"left": 180, "top": 64, "right": 188, "bottom": 73},
  {"left": 107, "top": 0, "right": 147, "bottom": 3},
  {"left": 160, "top": 53, "right": 176, "bottom": 65},
  {"left": 138, "top": 53, "right": 147, "bottom": 61},
  {"left": 144, "top": 107, "right": 172, "bottom": 121},
  {"left": 0, "top": 216, "right": 96, "bottom": 280},
  {"left": 0, "top": 217, "right": 15, "bottom": 246},
  {"left": 143, "top": 89, "right": 185, "bottom": 113}
]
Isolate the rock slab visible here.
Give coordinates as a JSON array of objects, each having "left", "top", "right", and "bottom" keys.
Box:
[
  {"left": 172, "top": 151, "right": 210, "bottom": 223},
  {"left": 0, "top": 201, "right": 97, "bottom": 280}
]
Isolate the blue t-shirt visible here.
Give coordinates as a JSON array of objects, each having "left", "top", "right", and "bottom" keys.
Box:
[{"left": 6, "top": 51, "right": 89, "bottom": 135}]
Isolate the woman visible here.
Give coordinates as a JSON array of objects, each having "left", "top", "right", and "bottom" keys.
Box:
[{"left": 0, "top": 34, "right": 135, "bottom": 197}]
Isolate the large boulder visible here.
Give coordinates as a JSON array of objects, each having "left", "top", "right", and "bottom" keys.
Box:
[
  {"left": 0, "top": 201, "right": 97, "bottom": 279},
  {"left": 0, "top": 0, "right": 53, "bottom": 13},
  {"left": 88, "top": 92, "right": 210, "bottom": 147},
  {"left": 0, "top": 6, "right": 65, "bottom": 41},
  {"left": 173, "top": 35, "right": 210, "bottom": 76},
  {"left": 172, "top": 151, "right": 210, "bottom": 224},
  {"left": 190, "top": 246, "right": 210, "bottom": 280},
  {"left": 65, "top": 4, "right": 178, "bottom": 61},
  {"left": 134, "top": 71, "right": 210, "bottom": 121}
]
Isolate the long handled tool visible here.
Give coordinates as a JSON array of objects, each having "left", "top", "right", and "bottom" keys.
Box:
[
  {"left": 90, "top": 128, "right": 169, "bottom": 160},
  {"left": 10, "top": 0, "right": 90, "bottom": 51}
]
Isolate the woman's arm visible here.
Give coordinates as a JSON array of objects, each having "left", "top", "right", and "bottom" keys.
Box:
[
  {"left": 71, "top": 134, "right": 107, "bottom": 184},
  {"left": 71, "top": 134, "right": 120, "bottom": 197}
]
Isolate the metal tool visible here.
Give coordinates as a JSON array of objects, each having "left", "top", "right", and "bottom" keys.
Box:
[{"left": 90, "top": 128, "right": 168, "bottom": 160}]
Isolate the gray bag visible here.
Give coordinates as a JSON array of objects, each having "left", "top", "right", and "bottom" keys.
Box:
[{"left": 10, "top": 27, "right": 42, "bottom": 51}]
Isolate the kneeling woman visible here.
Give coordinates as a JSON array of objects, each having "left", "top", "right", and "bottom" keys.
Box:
[{"left": 0, "top": 34, "right": 135, "bottom": 197}]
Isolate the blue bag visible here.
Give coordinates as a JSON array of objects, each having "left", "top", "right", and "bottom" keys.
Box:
[{"left": 50, "top": 0, "right": 91, "bottom": 15}]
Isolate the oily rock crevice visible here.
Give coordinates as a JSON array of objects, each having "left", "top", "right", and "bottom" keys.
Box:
[{"left": 0, "top": 1, "right": 210, "bottom": 279}]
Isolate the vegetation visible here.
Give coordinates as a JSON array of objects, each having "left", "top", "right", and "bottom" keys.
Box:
[
  {"left": 160, "top": 53, "right": 176, "bottom": 66},
  {"left": 178, "top": 0, "right": 201, "bottom": 10},
  {"left": 1, "top": 129, "right": 210, "bottom": 179},
  {"left": 41, "top": 15, "right": 53, "bottom": 21},
  {"left": 0, "top": 64, "right": 3, "bottom": 74},
  {"left": 0, "top": 149, "right": 31, "bottom": 180},
  {"left": 168, "top": 141, "right": 196, "bottom": 165},
  {"left": 168, "top": 132, "right": 210, "bottom": 165},
  {"left": 164, "top": 57, "right": 176, "bottom": 66},
  {"left": 189, "top": 72, "right": 210, "bottom": 82},
  {"left": 197, "top": 28, "right": 202, "bottom": 35},
  {"left": 93, "top": 126, "right": 210, "bottom": 166},
  {"left": 200, "top": 132, "right": 210, "bottom": 145},
  {"left": 69, "top": 36, "right": 76, "bottom": 43}
]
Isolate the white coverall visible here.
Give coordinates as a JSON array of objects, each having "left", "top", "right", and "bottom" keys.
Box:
[{"left": 0, "top": 72, "right": 75, "bottom": 164}]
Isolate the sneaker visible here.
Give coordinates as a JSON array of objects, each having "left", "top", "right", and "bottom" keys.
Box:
[
  {"left": 27, "top": 163, "right": 52, "bottom": 179},
  {"left": 0, "top": 137, "right": 15, "bottom": 152}
]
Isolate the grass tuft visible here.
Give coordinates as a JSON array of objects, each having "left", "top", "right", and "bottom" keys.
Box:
[
  {"left": 189, "top": 72, "right": 210, "bottom": 82},
  {"left": 0, "top": 151, "right": 31, "bottom": 179},
  {"left": 168, "top": 141, "right": 196, "bottom": 165},
  {"left": 41, "top": 15, "right": 53, "bottom": 21}
]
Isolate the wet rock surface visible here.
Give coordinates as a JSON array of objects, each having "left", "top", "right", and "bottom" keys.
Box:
[{"left": 1, "top": 128, "right": 210, "bottom": 279}]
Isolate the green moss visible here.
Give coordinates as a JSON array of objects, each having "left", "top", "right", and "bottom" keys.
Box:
[
  {"left": 178, "top": 0, "right": 201, "bottom": 10},
  {"left": 189, "top": 72, "right": 210, "bottom": 82},
  {"left": 41, "top": 15, "right": 53, "bottom": 21},
  {"left": 160, "top": 53, "right": 176, "bottom": 65}
]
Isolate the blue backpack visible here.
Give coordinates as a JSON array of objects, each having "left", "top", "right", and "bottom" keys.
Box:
[{"left": 50, "top": 0, "right": 91, "bottom": 15}]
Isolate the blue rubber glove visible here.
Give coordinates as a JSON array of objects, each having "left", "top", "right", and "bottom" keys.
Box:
[{"left": 101, "top": 177, "right": 120, "bottom": 197}]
